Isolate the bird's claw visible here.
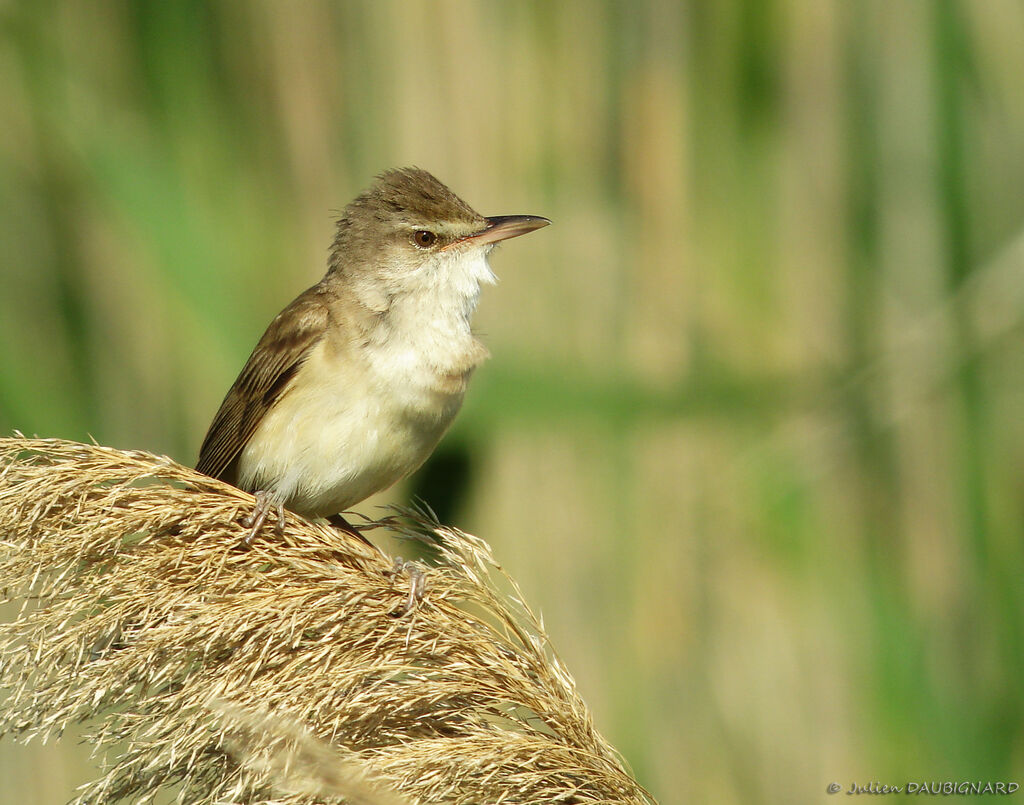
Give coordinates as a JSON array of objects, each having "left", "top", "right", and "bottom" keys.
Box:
[
  {"left": 241, "top": 491, "right": 286, "bottom": 545},
  {"left": 388, "top": 558, "right": 426, "bottom": 617}
]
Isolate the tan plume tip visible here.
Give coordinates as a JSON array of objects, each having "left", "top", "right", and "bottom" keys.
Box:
[{"left": 0, "top": 437, "right": 656, "bottom": 805}]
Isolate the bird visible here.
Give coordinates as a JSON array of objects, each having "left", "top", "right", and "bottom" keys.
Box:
[{"left": 196, "top": 167, "right": 549, "bottom": 541}]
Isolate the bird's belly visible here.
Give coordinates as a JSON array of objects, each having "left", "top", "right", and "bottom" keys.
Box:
[{"left": 237, "top": 371, "right": 462, "bottom": 517}]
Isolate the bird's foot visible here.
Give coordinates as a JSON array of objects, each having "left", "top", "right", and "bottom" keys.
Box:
[
  {"left": 241, "top": 491, "right": 286, "bottom": 544},
  {"left": 388, "top": 557, "right": 426, "bottom": 617}
]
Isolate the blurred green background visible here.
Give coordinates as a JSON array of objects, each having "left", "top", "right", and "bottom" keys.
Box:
[{"left": 3, "top": 1, "right": 1024, "bottom": 802}]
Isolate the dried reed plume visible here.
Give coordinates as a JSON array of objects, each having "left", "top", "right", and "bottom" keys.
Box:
[{"left": 0, "top": 437, "right": 655, "bottom": 805}]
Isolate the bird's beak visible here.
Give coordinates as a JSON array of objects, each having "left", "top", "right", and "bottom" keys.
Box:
[{"left": 444, "top": 215, "right": 551, "bottom": 250}]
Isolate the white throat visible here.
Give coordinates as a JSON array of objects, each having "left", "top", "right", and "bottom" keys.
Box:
[{"left": 384, "top": 245, "right": 496, "bottom": 369}]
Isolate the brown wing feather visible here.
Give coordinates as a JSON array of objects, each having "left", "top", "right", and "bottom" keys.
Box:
[{"left": 196, "top": 283, "right": 331, "bottom": 485}]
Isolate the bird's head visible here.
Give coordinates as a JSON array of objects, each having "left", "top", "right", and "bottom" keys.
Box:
[{"left": 330, "top": 168, "right": 549, "bottom": 319}]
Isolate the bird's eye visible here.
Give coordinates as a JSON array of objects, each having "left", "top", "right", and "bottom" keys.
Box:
[{"left": 412, "top": 230, "right": 437, "bottom": 248}]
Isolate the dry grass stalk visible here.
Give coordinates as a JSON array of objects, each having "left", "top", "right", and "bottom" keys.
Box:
[{"left": 0, "top": 437, "right": 655, "bottom": 805}]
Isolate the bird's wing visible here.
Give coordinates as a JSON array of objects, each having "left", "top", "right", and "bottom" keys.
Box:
[{"left": 196, "top": 284, "right": 331, "bottom": 485}]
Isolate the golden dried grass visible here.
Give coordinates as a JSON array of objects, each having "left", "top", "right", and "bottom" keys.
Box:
[{"left": 0, "top": 437, "right": 654, "bottom": 805}]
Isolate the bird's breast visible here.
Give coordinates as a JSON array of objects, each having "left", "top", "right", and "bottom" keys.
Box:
[{"left": 237, "top": 333, "right": 484, "bottom": 517}]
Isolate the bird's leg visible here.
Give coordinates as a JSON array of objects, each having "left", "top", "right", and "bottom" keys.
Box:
[
  {"left": 402, "top": 564, "right": 426, "bottom": 615},
  {"left": 242, "top": 491, "right": 271, "bottom": 535},
  {"left": 241, "top": 491, "right": 286, "bottom": 544},
  {"left": 388, "top": 557, "right": 427, "bottom": 617}
]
